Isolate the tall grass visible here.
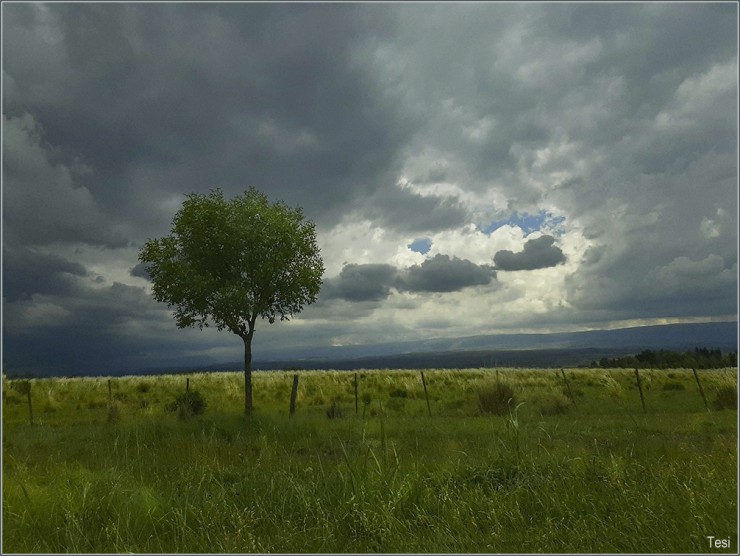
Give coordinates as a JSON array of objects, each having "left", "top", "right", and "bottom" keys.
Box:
[{"left": 3, "top": 367, "right": 737, "bottom": 553}]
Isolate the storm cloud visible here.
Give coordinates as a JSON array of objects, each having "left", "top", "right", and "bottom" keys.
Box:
[
  {"left": 322, "top": 255, "right": 497, "bottom": 303},
  {"left": 3, "top": 247, "right": 87, "bottom": 302},
  {"left": 129, "top": 262, "right": 151, "bottom": 280},
  {"left": 321, "top": 264, "right": 398, "bottom": 303},
  {"left": 2, "top": 3, "right": 736, "bottom": 374},
  {"left": 493, "top": 235, "right": 566, "bottom": 271},
  {"left": 2, "top": 4, "right": 411, "bottom": 235},
  {"left": 398, "top": 255, "right": 497, "bottom": 293}
]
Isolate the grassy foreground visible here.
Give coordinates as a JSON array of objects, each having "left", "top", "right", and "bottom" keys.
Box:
[{"left": 2, "top": 367, "right": 738, "bottom": 553}]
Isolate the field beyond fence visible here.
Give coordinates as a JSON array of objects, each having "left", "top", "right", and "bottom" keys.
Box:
[{"left": 2, "top": 367, "right": 738, "bottom": 553}]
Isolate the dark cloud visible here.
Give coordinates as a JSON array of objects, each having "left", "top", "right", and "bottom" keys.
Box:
[
  {"left": 493, "top": 235, "right": 566, "bottom": 271},
  {"left": 2, "top": 3, "right": 736, "bottom": 374},
  {"left": 387, "top": 2, "right": 737, "bottom": 232},
  {"left": 3, "top": 114, "right": 129, "bottom": 249},
  {"left": 322, "top": 255, "right": 497, "bottom": 302},
  {"left": 564, "top": 248, "right": 738, "bottom": 321},
  {"left": 129, "top": 262, "right": 151, "bottom": 280},
  {"left": 417, "top": 164, "right": 448, "bottom": 184},
  {"left": 3, "top": 247, "right": 87, "bottom": 302},
  {"left": 3, "top": 280, "right": 233, "bottom": 376},
  {"left": 3, "top": 3, "right": 413, "bottom": 237},
  {"left": 398, "top": 254, "right": 497, "bottom": 293},
  {"left": 321, "top": 264, "right": 398, "bottom": 302},
  {"left": 364, "top": 186, "right": 469, "bottom": 233}
]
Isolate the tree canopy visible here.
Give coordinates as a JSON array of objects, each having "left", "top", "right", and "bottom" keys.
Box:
[{"left": 139, "top": 187, "right": 324, "bottom": 415}]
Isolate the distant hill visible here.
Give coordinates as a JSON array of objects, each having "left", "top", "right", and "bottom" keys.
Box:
[
  {"left": 248, "top": 347, "right": 642, "bottom": 372},
  {"left": 144, "top": 320, "right": 739, "bottom": 375},
  {"left": 8, "top": 321, "right": 736, "bottom": 378},
  {"left": 261, "top": 321, "right": 739, "bottom": 362}
]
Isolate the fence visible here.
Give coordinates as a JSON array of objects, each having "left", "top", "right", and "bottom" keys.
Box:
[{"left": 2, "top": 366, "right": 737, "bottom": 427}]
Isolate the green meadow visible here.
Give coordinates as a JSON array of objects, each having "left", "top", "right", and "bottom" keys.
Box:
[{"left": 2, "top": 367, "right": 737, "bottom": 553}]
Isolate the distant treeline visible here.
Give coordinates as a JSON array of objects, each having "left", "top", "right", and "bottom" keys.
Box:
[{"left": 591, "top": 347, "right": 738, "bottom": 369}]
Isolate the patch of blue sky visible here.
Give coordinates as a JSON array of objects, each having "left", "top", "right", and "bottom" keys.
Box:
[
  {"left": 408, "top": 237, "right": 433, "bottom": 255},
  {"left": 479, "top": 210, "right": 566, "bottom": 236}
]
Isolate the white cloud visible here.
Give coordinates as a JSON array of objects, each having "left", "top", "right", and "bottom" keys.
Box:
[
  {"left": 317, "top": 219, "right": 420, "bottom": 276},
  {"left": 656, "top": 61, "right": 738, "bottom": 131},
  {"left": 426, "top": 224, "right": 521, "bottom": 265},
  {"left": 700, "top": 208, "right": 727, "bottom": 239}
]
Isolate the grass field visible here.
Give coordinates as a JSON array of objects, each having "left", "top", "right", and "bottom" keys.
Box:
[{"left": 2, "top": 367, "right": 738, "bottom": 553}]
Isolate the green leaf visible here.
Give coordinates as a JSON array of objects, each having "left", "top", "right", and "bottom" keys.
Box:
[{"left": 138, "top": 187, "right": 325, "bottom": 340}]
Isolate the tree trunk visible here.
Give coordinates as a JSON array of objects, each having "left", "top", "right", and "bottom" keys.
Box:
[{"left": 244, "top": 336, "right": 253, "bottom": 417}]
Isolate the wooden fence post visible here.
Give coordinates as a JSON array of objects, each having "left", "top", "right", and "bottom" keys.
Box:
[
  {"left": 11, "top": 380, "right": 34, "bottom": 426},
  {"left": 560, "top": 369, "right": 577, "bottom": 409},
  {"left": 289, "top": 374, "right": 299, "bottom": 417},
  {"left": 354, "top": 373, "right": 359, "bottom": 416},
  {"left": 186, "top": 378, "right": 190, "bottom": 393},
  {"left": 634, "top": 368, "right": 646, "bottom": 413},
  {"left": 420, "top": 371, "right": 432, "bottom": 417},
  {"left": 27, "top": 383, "right": 34, "bottom": 427},
  {"left": 692, "top": 368, "right": 709, "bottom": 412}
]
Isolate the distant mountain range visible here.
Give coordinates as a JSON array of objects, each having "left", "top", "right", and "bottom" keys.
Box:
[
  {"left": 13, "top": 321, "right": 734, "bottom": 378},
  {"left": 266, "top": 320, "right": 739, "bottom": 360},
  {"left": 147, "top": 320, "right": 738, "bottom": 374}
]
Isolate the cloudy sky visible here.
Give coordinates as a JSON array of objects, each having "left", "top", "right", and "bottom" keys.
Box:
[{"left": 3, "top": 2, "right": 738, "bottom": 375}]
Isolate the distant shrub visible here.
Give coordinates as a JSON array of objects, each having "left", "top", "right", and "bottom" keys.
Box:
[
  {"left": 326, "top": 402, "right": 343, "bottom": 419},
  {"left": 539, "top": 393, "right": 571, "bottom": 416},
  {"left": 361, "top": 393, "right": 372, "bottom": 406},
  {"left": 713, "top": 385, "right": 737, "bottom": 410},
  {"left": 389, "top": 388, "right": 408, "bottom": 398},
  {"left": 166, "top": 390, "right": 207, "bottom": 419},
  {"left": 135, "top": 382, "right": 151, "bottom": 393},
  {"left": 662, "top": 381, "right": 685, "bottom": 391},
  {"left": 477, "top": 382, "right": 517, "bottom": 416}
]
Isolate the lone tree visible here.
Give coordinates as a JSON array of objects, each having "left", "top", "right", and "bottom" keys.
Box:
[{"left": 139, "top": 188, "right": 324, "bottom": 416}]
